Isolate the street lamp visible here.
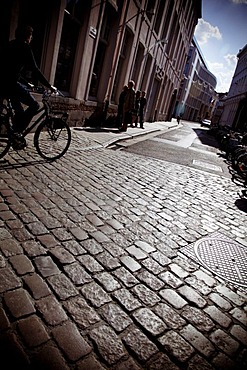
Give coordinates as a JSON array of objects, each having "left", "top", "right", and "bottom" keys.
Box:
[
  {"left": 118, "top": 8, "right": 155, "bottom": 31},
  {"left": 143, "top": 38, "right": 168, "bottom": 58}
]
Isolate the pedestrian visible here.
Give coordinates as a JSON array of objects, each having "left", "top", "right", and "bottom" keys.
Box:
[
  {"left": 121, "top": 80, "right": 135, "bottom": 132},
  {"left": 133, "top": 90, "right": 141, "bottom": 127},
  {"left": 177, "top": 114, "right": 181, "bottom": 124},
  {"left": 116, "top": 84, "right": 128, "bottom": 129},
  {"left": 139, "top": 91, "right": 147, "bottom": 129},
  {"left": 0, "top": 24, "right": 56, "bottom": 147}
]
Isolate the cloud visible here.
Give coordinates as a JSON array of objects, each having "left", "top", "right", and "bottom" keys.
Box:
[
  {"left": 231, "top": 0, "right": 247, "bottom": 4},
  {"left": 195, "top": 19, "right": 222, "bottom": 45},
  {"left": 207, "top": 60, "right": 237, "bottom": 92},
  {"left": 224, "top": 53, "right": 238, "bottom": 67}
]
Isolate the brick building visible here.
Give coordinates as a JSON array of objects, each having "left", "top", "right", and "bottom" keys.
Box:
[
  {"left": 175, "top": 38, "right": 217, "bottom": 122},
  {"left": 1, "top": 0, "right": 201, "bottom": 126},
  {"left": 219, "top": 43, "right": 247, "bottom": 132}
]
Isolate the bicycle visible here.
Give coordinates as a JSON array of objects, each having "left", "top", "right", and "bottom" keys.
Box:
[{"left": 0, "top": 87, "right": 71, "bottom": 161}]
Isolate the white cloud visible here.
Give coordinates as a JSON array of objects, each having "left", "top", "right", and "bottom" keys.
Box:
[
  {"left": 207, "top": 60, "right": 236, "bottom": 92},
  {"left": 224, "top": 53, "right": 238, "bottom": 67},
  {"left": 231, "top": 0, "right": 247, "bottom": 4},
  {"left": 195, "top": 19, "right": 222, "bottom": 45}
]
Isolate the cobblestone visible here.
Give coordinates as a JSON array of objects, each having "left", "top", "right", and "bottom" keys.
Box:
[
  {"left": 99, "top": 302, "right": 132, "bottom": 332},
  {"left": 4, "top": 288, "right": 36, "bottom": 318},
  {"left": 159, "top": 330, "right": 195, "bottom": 362},
  {"left": 178, "top": 285, "right": 207, "bottom": 308},
  {"left": 80, "top": 281, "right": 111, "bottom": 307},
  {"left": 180, "top": 324, "right": 215, "bottom": 357},
  {"left": 18, "top": 315, "right": 50, "bottom": 347},
  {"left": 0, "top": 124, "right": 246, "bottom": 369},
  {"left": 52, "top": 321, "right": 92, "bottom": 361},
  {"left": 131, "top": 284, "right": 161, "bottom": 306},
  {"left": 89, "top": 324, "right": 126, "bottom": 365},
  {"left": 210, "top": 329, "right": 240, "bottom": 356},
  {"left": 23, "top": 273, "right": 51, "bottom": 299},
  {"left": 132, "top": 307, "right": 167, "bottom": 335},
  {"left": 36, "top": 296, "right": 68, "bottom": 325},
  {"left": 204, "top": 305, "right": 232, "bottom": 328},
  {"left": 230, "top": 307, "right": 247, "bottom": 325},
  {"left": 122, "top": 327, "right": 158, "bottom": 362},
  {"left": 230, "top": 324, "right": 247, "bottom": 345},
  {"left": 63, "top": 296, "right": 100, "bottom": 329},
  {"left": 159, "top": 288, "right": 187, "bottom": 309},
  {"left": 181, "top": 306, "right": 215, "bottom": 332},
  {"left": 209, "top": 292, "right": 232, "bottom": 310}
]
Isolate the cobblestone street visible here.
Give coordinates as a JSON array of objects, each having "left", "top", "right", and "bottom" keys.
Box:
[{"left": 0, "top": 125, "right": 246, "bottom": 370}]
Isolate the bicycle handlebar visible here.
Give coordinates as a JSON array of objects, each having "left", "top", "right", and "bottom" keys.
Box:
[
  {"left": 28, "top": 85, "right": 64, "bottom": 98},
  {"left": 42, "top": 89, "right": 64, "bottom": 98}
]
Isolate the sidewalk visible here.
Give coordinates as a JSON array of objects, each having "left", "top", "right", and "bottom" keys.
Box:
[{"left": 72, "top": 119, "right": 178, "bottom": 150}]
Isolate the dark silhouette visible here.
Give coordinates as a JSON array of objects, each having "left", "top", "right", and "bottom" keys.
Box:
[
  {"left": 133, "top": 90, "right": 141, "bottom": 127},
  {"left": 0, "top": 25, "right": 56, "bottom": 135},
  {"left": 139, "top": 91, "right": 147, "bottom": 129},
  {"left": 120, "top": 80, "right": 135, "bottom": 132},
  {"left": 116, "top": 85, "right": 128, "bottom": 129}
]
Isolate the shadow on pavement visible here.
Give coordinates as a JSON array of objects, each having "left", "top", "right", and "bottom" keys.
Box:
[
  {"left": 193, "top": 128, "right": 221, "bottom": 149},
  {"left": 74, "top": 127, "right": 121, "bottom": 134},
  {"left": 235, "top": 197, "right": 247, "bottom": 213},
  {"left": 0, "top": 158, "right": 46, "bottom": 169}
]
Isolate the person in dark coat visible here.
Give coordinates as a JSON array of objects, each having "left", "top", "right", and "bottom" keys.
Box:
[
  {"left": 116, "top": 85, "right": 128, "bottom": 129},
  {"left": 139, "top": 91, "right": 147, "bottom": 129},
  {"left": 0, "top": 24, "right": 56, "bottom": 135},
  {"left": 133, "top": 90, "right": 141, "bottom": 127},
  {"left": 121, "top": 80, "right": 135, "bottom": 132}
]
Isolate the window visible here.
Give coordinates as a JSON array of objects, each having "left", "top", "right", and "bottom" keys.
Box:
[
  {"left": 112, "top": 30, "right": 132, "bottom": 102},
  {"left": 55, "top": 0, "right": 85, "bottom": 92},
  {"left": 154, "top": 1, "right": 164, "bottom": 34},
  {"left": 54, "top": 13, "right": 80, "bottom": 91},
  {"left": 132, "top": 43, "right": 145, "bottom": 84},
  {"left": 89, "top": 10, "right": 112, "bottom": 97},
  {"left": 146, "top": 0, "right": 156, "bottom": 21}
]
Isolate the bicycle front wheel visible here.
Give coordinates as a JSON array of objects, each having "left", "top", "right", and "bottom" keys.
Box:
[
  {"left": 34, "top": 118, "right": 71, "bottom": 160},
  {"left": 0, "top": 120, "right": 11, "bottom": 159}
]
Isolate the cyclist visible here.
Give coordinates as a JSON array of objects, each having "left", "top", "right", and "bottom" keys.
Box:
[{"left": 0, "top": 24, "right": 56, "bottom": 148}]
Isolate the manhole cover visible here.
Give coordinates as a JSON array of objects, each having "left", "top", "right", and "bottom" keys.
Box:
[{"left": 194, "top": 237, "right": 247, "bottom": 287}]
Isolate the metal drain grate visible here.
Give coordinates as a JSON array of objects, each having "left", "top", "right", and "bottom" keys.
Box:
[
  {"left": 194, "top": 238, "right": 247, "bottom": 287},
  {"left": 180, "top": 233, "right": 247, "bottom": 288}
]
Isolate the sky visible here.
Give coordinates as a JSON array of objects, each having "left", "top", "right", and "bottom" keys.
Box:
[{"left": 194, "top": 0, "right": 247, "bottom": 93}]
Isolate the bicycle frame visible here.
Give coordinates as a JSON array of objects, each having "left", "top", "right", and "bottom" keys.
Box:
[
  {"left": 2, "top": 90, "right": 64, "bottom": 137},
  {"left": 22, "top": 105, "right": 47, "bottom": 137},
  {"left": 1, "top": 89, "right": 71, "bottom": 161}
]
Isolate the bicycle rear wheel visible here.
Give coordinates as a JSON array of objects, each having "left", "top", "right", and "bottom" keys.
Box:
[
  {"left": 236, "top": 152, "right": 247, "bottom": 179},
  {"left": 0, "top": 120, "right": 11, "bottom": 158},
  {"left": 34, "top": 118, "right": 71, "bottom": 160}
]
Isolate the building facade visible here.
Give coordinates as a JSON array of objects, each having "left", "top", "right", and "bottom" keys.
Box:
[
  {"left": 219, "top": 44, "right": 247, "bottom": 132},
  {"left": 1, "top": 0, "right": 202, "bottom": 126},
  {"left": 175, "top": 38, "right": 217, "bottom": 122}
]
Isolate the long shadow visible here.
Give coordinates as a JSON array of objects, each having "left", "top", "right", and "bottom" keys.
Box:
[
  {"left": 74, "top": 126, "right": 121, "bottom": 134},
  {"left": 193, "top": 128, "right": 221, "bottom": 149},
  {"left": 193, "top": 127, "right": 247, "bottom": 193},
  {"left": 235, "top": 197, "right": 247, "bottom": 213},
  {"left": 0, "top": 157, "right": 49, "bottom": 170}
]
